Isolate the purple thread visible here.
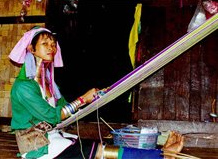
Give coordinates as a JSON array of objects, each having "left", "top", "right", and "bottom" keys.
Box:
[{"left": 89, "top": 141, "right": 96, "bottom": 159}]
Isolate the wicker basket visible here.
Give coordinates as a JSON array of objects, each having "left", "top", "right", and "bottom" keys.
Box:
[{"left": 111, "top": 127, "right": 159, "bottom": 149}]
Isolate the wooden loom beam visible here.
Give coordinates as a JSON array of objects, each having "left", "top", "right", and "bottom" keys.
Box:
[{"left": 56, "top": 13, "right": 218, "bottom": 129}]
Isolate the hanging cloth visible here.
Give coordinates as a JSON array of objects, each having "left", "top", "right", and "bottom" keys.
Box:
[{"left": 128, "top": 3, "right": 142, "bottom": 69}]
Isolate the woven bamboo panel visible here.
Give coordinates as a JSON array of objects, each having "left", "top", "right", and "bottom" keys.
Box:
[
  {"left": 0, "top": 0, "right": 46, "bottom": 17},
  {"left": 0, "top": 23, "right": 45, "bottom": 117}
]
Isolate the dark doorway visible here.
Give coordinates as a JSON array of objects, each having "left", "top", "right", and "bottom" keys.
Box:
[{"left": 47, "top": 0, "right": 137, "bottom": 122}]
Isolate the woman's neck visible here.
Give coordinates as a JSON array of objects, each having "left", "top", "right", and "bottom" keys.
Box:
[
  {"left": 34, "top": 56, "right": 50, "bottom": 78},
  {"left": 34, "top": 56, "right": 52, "bottom": 98},
  {"left": 34, "top": 56, "right": 43, "bottom": 80}
]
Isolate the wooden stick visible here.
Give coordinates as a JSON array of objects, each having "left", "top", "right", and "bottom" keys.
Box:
[
  {"left": 212, "top": 99, "right": 216, "bottom": 122},
  {"left": 212, "top": 99, "right": 216, "bottom": 112},
  {"left": 162, "top": 152, "right": 189, "bottom": 159},
  {"left": 100, "top": 117, "right": 115, "bottom": 132},
  {"left": 163, "top": 150, "right": 201, "bottom": 159}
]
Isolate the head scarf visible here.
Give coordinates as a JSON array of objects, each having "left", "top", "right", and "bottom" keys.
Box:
[
  {"left": 9, "top": 27, "right": 63, "bottom": 67},
  {"left": 9, "top": 27, "right": 62, "bottom": 101}
]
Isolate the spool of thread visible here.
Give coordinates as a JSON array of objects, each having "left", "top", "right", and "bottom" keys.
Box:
[
  {"left": 94, "top": 143, "right": 163, "bottom": 159},
  {"left": 95, "top": 144, "right": 120, "bottom": 159},
  {"left": 103, "top": 145, "right": 120, "bottom": 159}
]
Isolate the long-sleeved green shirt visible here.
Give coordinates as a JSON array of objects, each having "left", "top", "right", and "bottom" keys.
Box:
[{"left": 10, "top": 64, "right": 68, "bottom": 158}]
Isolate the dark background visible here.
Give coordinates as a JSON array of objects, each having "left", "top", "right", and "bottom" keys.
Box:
[
  {"left": 47, "top": 0, "right": 138, "bottom": 122},
  {"left": 46, "top": 0, "right": 218, "bottom": 123}
]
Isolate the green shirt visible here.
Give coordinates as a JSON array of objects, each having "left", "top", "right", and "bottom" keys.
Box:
[{"left": 10, "top": 64, "right": 68, "bottom": 158}]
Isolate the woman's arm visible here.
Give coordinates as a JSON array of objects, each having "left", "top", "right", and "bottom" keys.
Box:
[{"left": 61, "top": 88, "right": 98, "bottom": 120}]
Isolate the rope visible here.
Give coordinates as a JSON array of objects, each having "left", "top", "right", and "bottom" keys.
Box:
[{"left": 76, "top": 116, "right": 86, "bottom": 159}]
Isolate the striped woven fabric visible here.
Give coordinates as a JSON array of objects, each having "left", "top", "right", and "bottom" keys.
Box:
[{"left": 56, "top": 13, "right": 218, "bottom": 129}]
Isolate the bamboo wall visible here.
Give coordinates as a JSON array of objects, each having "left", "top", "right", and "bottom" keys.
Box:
[{"left": 0, "top": 0, "right": 46, "bottom": 117}]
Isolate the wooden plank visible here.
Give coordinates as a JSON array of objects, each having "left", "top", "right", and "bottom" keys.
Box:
[
  {"left": 65, "top": 121, "right": 130, "bottom": 140},
  {"left": 137, "top": 6, "right": 165, "bottom": 120},
  {"left": 189, "top": 45, "right": 202, "bottom": 121},
  {"left": 0, "top": 132, "right": 18, "bottom": 159},
  {"left": 0, "top": 16, "right": 46, "bottom": 24},
  {"left": 138, "top": 71, "right": 164, "bottom": 120},
  {"left": 201, "top": 32, "right": 218, "bottom": 122},
  {"left": 138, "top": 120, "right": 218, "bottom": 148},
  {"left": 182, "top": 147, "right": 218, "bottom": 159},
  {"left": 163, "top": 7, "right": 179, "bottom": 120},
  {"left": 200, "top": 34, "right": 217, "bottom": 122},
  {"left": 141, "top": 0, "right": 199, "bottom": 7},
  {"left": 173, "top": 52, "right": 190, "bottom": 121}
]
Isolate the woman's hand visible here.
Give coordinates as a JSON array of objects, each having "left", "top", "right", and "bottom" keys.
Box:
[
  {"left": 81, "top": 88, "right": 99, "bottom": 104},
  {"left": 61, "top": 88, "right": 101, "bottom": 120}
]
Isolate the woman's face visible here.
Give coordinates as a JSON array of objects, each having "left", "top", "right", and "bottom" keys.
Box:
[{"left": 31, "top": 34, "right": 57, "bottom": 63}]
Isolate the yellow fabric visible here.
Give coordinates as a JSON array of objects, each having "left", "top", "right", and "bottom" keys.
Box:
[{"left": 128, "top": 3, "right": 142, "bottom": 68}]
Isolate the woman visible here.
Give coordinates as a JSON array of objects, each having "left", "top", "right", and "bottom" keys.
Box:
[{"left": 9, "top": 26, "right": 98, "bottom": 159}]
